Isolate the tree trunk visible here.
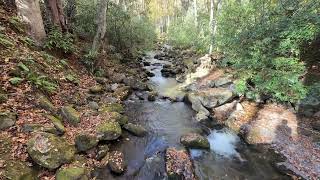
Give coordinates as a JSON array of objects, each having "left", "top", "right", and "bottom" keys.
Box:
[
  {"left": 15, "top": 0, "right": 46, "bottom": 45},
  {"left": 65, "top": 0, "right": 76, "bottom": 32},
  {"left": 92, "top": 0, "right": 108, "bottom": 53},
  {"left": 47, "top": 0, "right": 66, "bottom": 31},
  {"left": 209, "top": 0, "right": 215, "bottom": 54},
  {"left": 194, "top": 0, "right": 198, "bottom": 27}
]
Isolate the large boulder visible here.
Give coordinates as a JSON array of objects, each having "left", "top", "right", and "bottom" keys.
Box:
[
  {"left": 27, "top": 133, "right": 75, "bottom": 169},
  {"left": 113, "top": 86, "right": 131, "bottom": 101},
  {"left": 123, "top": 77, "right": 148, "bottom": 91},
  {"left": 212, "top": 100, "right": 237, "bottom": 122},
  {"left": 180, "top": 133, "right": 210, "bottom": 149},
  {"left": 225, "top": 101, "right": 258, "bottom": 133},
  {"left": 0, "top": 111, "right": 16, "bottom": 130},
  {"left": 111, "top": 73, "right": 126, "bottom": 83},
  {"left": 208, "top": 75, "right": 233, "bottom": 88},
  {"left": 245, "top": 104, "right": 298, "bottom": 144},
  {"left": 61, "top": 106, "right": 81, "bottom": 126},
  {"left": 2, "top": 160, "right": 36, "bottom": 180},
  {"left": 186, "top": 93, "right": 210, "bottom": 122},
  {"left": 75, "top": 133, "right": 99, "bottom": 152},
  {"left": 56, "top": 166, "right": 89, "bottom": 180},
  {"left": 165, "top": 147, "right": 196, "bottom": 180},
  {"left": 123, "top": 123, "right": 147, "bottom": 137},
  {"left": 99, "top": 103, "right": 124, "bottom": 114},
  {"left": 109, "top": 112, "right": 128, "bottom": 126},
  {"left": 96, "top": 121, "right": 122, "bottom": 140},
  {"left": 108, "top": 151, "right": 126, "bottom": 174},
  {"left": 311, "top": 120, "right": 320, "bottom": 131},
  {"left": 197, "top": 88, "right": 234, "bottom": 109}
]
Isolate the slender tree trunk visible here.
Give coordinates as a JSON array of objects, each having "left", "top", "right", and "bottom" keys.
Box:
[
  {"left": 92, "top": 0, "right": 108, "bottom": 53},
  {"left": 209, "top": 0, "right": 215, "bottom": 54},
  {"left": 194, "top": 0, "right": 198, "bottom": 27},
  {"left": 65, "top": 0, "right": 76, "bottom": 32},
  {"left": 15, "top": 0, "right": 46, "bottom": 45},
  {"left": 46, "top": 0, "right": 66, "bottom": 31}
]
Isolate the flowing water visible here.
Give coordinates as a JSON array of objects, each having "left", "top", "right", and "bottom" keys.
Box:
[{"left": 94, "top": 51, "right": 289, "bottom": 180}]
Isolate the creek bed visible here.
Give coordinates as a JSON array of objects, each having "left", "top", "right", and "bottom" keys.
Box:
[{"left": 94, "top": 51, "right": 289, "bottom": 180}]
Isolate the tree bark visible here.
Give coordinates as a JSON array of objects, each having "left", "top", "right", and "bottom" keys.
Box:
[
  {"left": 47, "top": 0, "right": 66, "bottom": 31},
  {"left": 15, "top": 0, "right": 46, "bottom": 45},
  {"left": 193, "top": 0, "right": 198, "bottom": 27},
  {"left": 209, "top": 0, "right": 215, "bottom": 54},
  {"left": 92, "top": 0, "right": 108, "bottom": 53}
]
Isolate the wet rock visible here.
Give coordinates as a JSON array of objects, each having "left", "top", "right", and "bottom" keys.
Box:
[
  {"left": 38, "top": 95, "right": 56, "bottom": 113},
  {"left": 109, "top": 112, "right": 128, "bottom": 126},
  {"left": 143, "top": 61, "right": 151, "bottom": 66},
  {"left": 147, "top": 91, "right": 157, "bottom": 101},
  {"left": 99, "top": 103, "right": 124, "bottom": 114},
  {"left": 89, "top": 85, "right": 104, "bottom": 94},
  {"left": 75, "top": 133, "right": 99, "bottom": 152},
  {"left": 56, "top": 166, "right": 89, "bottom": 180},
  {"left": 96, "top": 121, "right": 122, "bottom": 140},
  {"left": 113, "top": 86, "right": 131, "bottom": 101},
  {"left": 123, "top": 123, "right": 147, "bottom": 137},
  {"left": 108, "top": 151, "right": 126, "bottom": 174},
  {"left": 47, "top": 115, "right": 65, "bottom": 133},
  {"left": 61, "top": 106, "right": 81, "bottom": 126},
  {"left": 96, "top": 145, "right": 109, "bottom": 160},
  {"left": 311, "top": 120, "right": 320, "bottom": 131},
  {"left": 88, "top": 101, "right": 99, "bottom": 111},
  {"left": 27, "top": 132, "right": 75, "bottom": 169},
  {"left": 212, "top": 100, "right": 237, "bottom": 122},
  {"left": 165, "top": 147, "right": 195, "bottom": 180},
  {"left": 186, "top": 93, "right": 210, "bottom": 122},
  {"left": 123, "top": 77, "right": 148, "bottom": 91},
  {"left": 180, "top": 133, "right": 210, "bottom": 149},
  {"left": 135, "top": 92, "right": 146, "bottom": 100},
  {"left": 2, "top": 160, "right": 36, "bottom": 180},
  {"left": 146, "top": 71, "right": 155, "bottom": 77},
  {"left": 0, "top": 111, "right": 16, "bottom": 130}
]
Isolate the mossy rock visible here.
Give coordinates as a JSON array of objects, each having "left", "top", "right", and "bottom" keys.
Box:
[
  {"left": 99, "top": 103, "right": 124, "bottom": 114},
  {"left": 47, "top": 115, "right": 65, "bottom": 133},
  {"left": 61, "top": 106, "right": 80, "bottom": 126},
  {"left": 22, "top": 124, "right": 62, "bottom": 135},
  {"left": 89, "top": 85, "right": 104, "bottom": 94},
  {"left": 56, "top": 166, "right": 89, "bottom": 180},
  {"left": 27, "top": 132, "right": 75, "bottom": 169},
  {"left": 38, "top": 96, "right": 56, "bottom": 113},
  {"left": 123, "top": 123, "right": 147, "bottom": 137},
  {"left": 113, "top": 86, "right": 131, "bottom": 101},
  {"left": 75, "top": 133, "right": 99, "bottom": 152},
  {"left": 108, "top": 151, "right": 126, "bottom": 174},
  {"left": 180, "top": 133, "right": 210, "bottom": 149},
  {"left": 3, "top": 160, "right": 37, "bottom": 180},
  {"left": 96, "top": 145, "right": 109, "bottom": 160},
  {"left": 65, "top": 74, "right": 80, "bottom": 85},
  {"left": 0, "top": 111, "right": 17, "bottom": 130},
  {"left": 96, "top": 121, "right": 122, "bottom": 141},
  {"left": 0, "top": 93, "right": 8, "bottom": 103},
  {"left": 109, "top": 112, "right": 128, "bottom": 126}
]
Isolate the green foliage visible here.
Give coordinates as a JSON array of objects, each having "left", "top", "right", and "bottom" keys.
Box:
[
  {"left": 0, "top": 33, "right": 14, "bottom": 48},
  {"left": 168, "top": 11, "right": 211, "bottom": 53},
  {"left": 26, "top": 72, "right": 57, "bottom": 93},
  {"left": 9, "top": 16, "right": 24, "bottom": 33},
  {"left": 9, "top": 77, "right": 23, "bottom": 85},
  {"left": 44, "top": 27, "right": 75, "bottom": 53},
  {"left": 81, "top": 50, "right": 98, "bottom": 72},
  {"left": 75, "top": 1, "right": 156, "bottom": 55},
  {"left": 215, "top": 0, "right": 320, "bottom": 103}
]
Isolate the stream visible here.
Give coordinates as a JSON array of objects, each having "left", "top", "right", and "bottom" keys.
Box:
[{"left": 94, "top": 51, "right": 289, "bottom": 180}]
